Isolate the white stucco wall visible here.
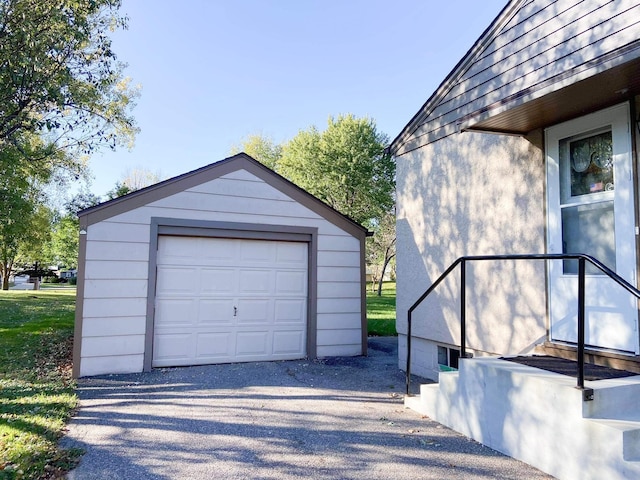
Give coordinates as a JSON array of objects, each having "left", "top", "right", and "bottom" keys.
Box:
[
  {"left": 79, "top": 168, "right": 363, "bottom": 376},
  {"left": 396, "top": 130, "right": 547, "bottom": 380}
]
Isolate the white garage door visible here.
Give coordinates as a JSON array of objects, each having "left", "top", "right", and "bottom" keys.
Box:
[{"left": 153, "top": 236, "right": 308, "bottom": 367}]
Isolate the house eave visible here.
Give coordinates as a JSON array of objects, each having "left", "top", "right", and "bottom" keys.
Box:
[
  {"left": 459, "top": 43, "right": 640, "bottom": 135},
  {"left": 388, "top": 0, "right": 525, "bottom": 156}
]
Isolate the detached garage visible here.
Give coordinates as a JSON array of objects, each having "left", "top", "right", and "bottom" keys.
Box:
[{"left": 73, "top": 153, "right": 368, "bottom": 377}]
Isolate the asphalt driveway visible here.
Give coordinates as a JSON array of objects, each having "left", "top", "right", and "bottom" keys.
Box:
[{"left": 61, "top": 337, "right": 554, "bottom": 479}]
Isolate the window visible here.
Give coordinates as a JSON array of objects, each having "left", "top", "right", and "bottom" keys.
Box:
[
  {"left": 437, "top": 345, "right": 460, "bottom": 370},
  {"left": 558, "top": 127, "right": 616, "bottom": 274}
]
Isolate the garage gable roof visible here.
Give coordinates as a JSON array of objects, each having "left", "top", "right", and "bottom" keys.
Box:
[{"left": 78, "top": 153, "right": 369, "bottom": 238}]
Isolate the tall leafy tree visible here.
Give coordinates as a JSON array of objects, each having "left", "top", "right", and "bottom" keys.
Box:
[
  {"left": 279, "top": 115, "right": 395, "bottom": 226},
  {"left": 49, "top": 215, "right": 79, "bottom": 269},
  {"left": 0, "top": 181, "right": 34, "bottom": 289},
  {"left": 46, "top": 190, "right": 100, "bottom": 272},
  {"left": 0, "top": 137, "right": 58, "bottom": 289},
  {"left": 13, "top": 203, "right": 54, "bottom": 273},
  {"left": 0, "top": 0, "right": 139, "bottom": 287},
  {"left": 231, "top": 134, "right": 282, "bottom": 171},
  {"left": 0, "top": 0, "right": 138, "bottom": 170}
]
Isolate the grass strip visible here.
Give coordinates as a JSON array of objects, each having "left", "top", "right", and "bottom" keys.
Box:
[
  {"left": 0, "top": 290, "right": 82, "bottom": 480},
  {"left": 366, "top": 281, "right": 397, "bottom": 336}
]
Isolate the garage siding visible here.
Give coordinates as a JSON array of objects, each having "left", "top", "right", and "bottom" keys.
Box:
[{"left": 78, "top": 168, "right": 363, "bottom": 376}]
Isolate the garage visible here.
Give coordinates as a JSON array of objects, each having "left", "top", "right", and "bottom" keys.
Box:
[
  {"left": 73, "top": 153, "right": 368, "bottom": 377},
  {"left": 153, "top": 236, "right": 308, "bottom": 366}
]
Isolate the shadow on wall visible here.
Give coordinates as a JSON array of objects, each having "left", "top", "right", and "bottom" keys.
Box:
[
  {"left": 396, "top": 130, "right": 548, "bottom": 372},
  {"left": 396, "top": 216, "right": 450, "bottom": 378}
]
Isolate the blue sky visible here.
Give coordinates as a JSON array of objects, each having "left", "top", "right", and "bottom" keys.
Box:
[{"left": 89, "top": 0, "right": 507, "bottom": 197}]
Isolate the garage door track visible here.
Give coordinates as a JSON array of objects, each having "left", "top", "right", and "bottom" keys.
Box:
[{"left": 61, "top": 337, "right": 554, "bottom": 479}]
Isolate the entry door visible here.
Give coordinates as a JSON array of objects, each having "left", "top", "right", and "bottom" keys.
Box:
[{"left": 546, "top": 103, "right": 639, "bottom": 354}]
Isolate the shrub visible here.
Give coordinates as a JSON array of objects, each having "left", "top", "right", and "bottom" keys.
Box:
[
  {"left": 69, "top": 277, "right": 77, "bottom": 285},
  {"left": 43, "top": 276, "right": 60, "bottom": 283}
]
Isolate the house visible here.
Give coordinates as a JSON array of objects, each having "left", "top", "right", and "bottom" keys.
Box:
[
  {"left": 390, "top": 0, "right": 640, "bottom": 381},
  {"left": 59, "top": 269, "right": 77, "bottom": 280},
  {"left": 390, "top": 1, "right": 640, "bottom": 478},
  {"left": 73, "top": 153, "right": 368, "bottom": 378}
]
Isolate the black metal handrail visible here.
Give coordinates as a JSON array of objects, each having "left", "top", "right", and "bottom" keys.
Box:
[{"left": 406, "top": 253, "right": 640, "bottom": 396}]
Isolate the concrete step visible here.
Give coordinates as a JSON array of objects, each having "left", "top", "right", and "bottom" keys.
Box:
[
  {"left": 404, "top": 356, "right": 640, "bottom": 480},
  {"left": 586, "top": 417, "right": 640, "bottom": 461},
  {"left": 581, "top": 375, "right": 640, "bottom": 420}
]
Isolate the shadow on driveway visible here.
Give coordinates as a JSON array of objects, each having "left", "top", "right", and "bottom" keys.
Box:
[{"left": 61, "top": 337, "right": 553, "bottom": 480}]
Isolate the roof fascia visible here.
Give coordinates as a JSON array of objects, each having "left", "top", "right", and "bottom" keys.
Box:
[{"left": 388, "top": 0, "right": 525, "bottom": 155}]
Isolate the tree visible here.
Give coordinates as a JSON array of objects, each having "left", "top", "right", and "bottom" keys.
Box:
[
  {"left": 65, "top": 189, "right": 101, "bottom": 215},
  {"left": 278, "top": 115, "right": 395, "bottom": 226},
  {"left": 0, "top": 138, "right": 56, "bottom": 289},
  {"left": 120, "top": 166, "right": 163, "bottom": 190},
  {"left": 0, "top": 0, "right": 139, "bottom": 285},
  {"left": 49, "top": 215, "right": 79, "bottom": 269},
  {"left": 0, "top": 182, "right": 35, "bottom": 289},
  {"left": 366, "top": 208, "right": 396, "bottom": 296},
  {"left": 105, "top": 167, "right": 162, "bottom": 199},
  {"left": 13, "top": 203, "right": 54, "bottom": 274},
  {"left": 105, "top": 181, "right": 131, "bottom": 200},
  {"left": 0, "top": 0, "right": 138, "bottom": 171},
  {"left": 46, "top": 190, "right": 100, "bottom": 272},
  {"left": 231, "top": 134, "right": 282, "bottom": 170}
]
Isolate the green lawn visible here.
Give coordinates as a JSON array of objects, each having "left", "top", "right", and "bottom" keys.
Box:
[
  {"left": 38, "top": 284, "right": 76, "bottom": 290},
  {"left": 0, "top": 290, "right": 81, "bottom": 480},
  {"left": 366, "top": 281, "right": 397, "bottom": 336}
]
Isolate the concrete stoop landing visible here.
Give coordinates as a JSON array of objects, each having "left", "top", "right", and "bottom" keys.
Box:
[{"left": 405, "top": 357, "right": 640, "bottom": 480}]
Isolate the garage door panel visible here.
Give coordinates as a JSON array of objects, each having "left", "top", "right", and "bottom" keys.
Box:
[
  {"left": 198, "top": 299, "right": 234, "bottom": 324},
  {"left": 196, "top": 332, "right": 234, "bottom": 358},
  {"left": 237, "top": 299, "right": 271, "bottom": 323},
  {"left": 238, "top": 269, "right": 272, "bottom": 294},
  {"left": 200, "top": 268, "right": 235, "bottom": 294},
  {"left": 153, "top": 236, "right": 307, "bottom": 367},
  {"left": 240, "top": 241, "right": 275, "bottom": 264},
  {"left": 276, "top": 242, "right": 307, "bottom": 264},
  {"left": 155, "top": 298, "right": 196, "bottom": 326},
  {"left": 154, "top": 333, "right": 192, "bottom": 361},
  {"left": 158, "top": 236, "right": 199, "bottom": 261},
  {"left": 273, "top": 330, "right": 305, "bottom": 355},
  {"left": 275, "top": 271, "right": 307, "bottom": 295},
  {"left": 274, "top": 300, "right": 306, "bottom": 324},
  {"left": 156, "top": 266, "right": 198, "bottom": 294},
  {"left": 235, "top": 331, "right": 269, "bottom": 356},
  {"left": 199, "top": 238, "right": 239, "bottom": 264}
]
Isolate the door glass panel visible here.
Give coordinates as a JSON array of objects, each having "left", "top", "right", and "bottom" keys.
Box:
[
  {"left": 560, "top": 130, "right": 613, "bottom": 201},
  {"left": 561, "top": 202, "right": 616, "bottom": 274},
  {"left": 558, "top": 127, "right": 616, "bottom": 275}
]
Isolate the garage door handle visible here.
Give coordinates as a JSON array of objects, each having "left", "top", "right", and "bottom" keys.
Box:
[{"left": 233, "top": 307, "right": 237, "bottom": 317}]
